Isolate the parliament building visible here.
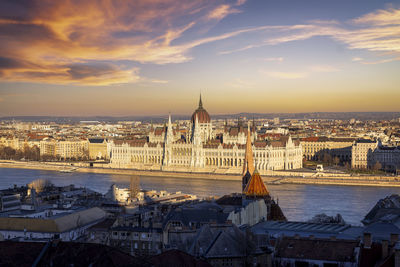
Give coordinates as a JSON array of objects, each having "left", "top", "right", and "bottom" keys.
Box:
[{"left": 110, "top": 96, "right": 303, "bottom": 174}]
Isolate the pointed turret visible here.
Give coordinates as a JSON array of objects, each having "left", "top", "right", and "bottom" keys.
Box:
[
  {"left": 242, "top": 122, "right": 255, "bottom": 176},
  {"left": 199, "top": 93, "right": 203, "bottom": 109},
  {"left": 243, "top": 169, "right": 270, "bottom": 197},
  {"left": 192, "top": 115, "right": 202, "bottom": 145},
  {"left": 165, "top": 114, "right": 174, "bottom": 145}
]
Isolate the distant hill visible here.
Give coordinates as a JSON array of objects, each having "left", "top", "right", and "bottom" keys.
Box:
[{"left": 1, "top": 112, "right": 399, "bottom": 123}]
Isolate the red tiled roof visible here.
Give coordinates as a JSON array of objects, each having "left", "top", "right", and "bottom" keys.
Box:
[
  {"left": 243, "top": 170, "right": 269, "bottom": 197},
  {"left": 154, "top": 127, "right": 165, "bottom": 136}
]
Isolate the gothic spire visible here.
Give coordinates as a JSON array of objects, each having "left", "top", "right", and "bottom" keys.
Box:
[
  {"left": 242, "top": 122, "right": 255, "bottom": 176},
  {"left": 166, "top": 113, "right": 173, "bottom": 145},
  {"left": 199, "top": 93, "right": 203, "bottom": 109}
]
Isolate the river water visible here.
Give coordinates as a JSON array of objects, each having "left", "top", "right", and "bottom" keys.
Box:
[{"left": 1, "top": 167, "right": 400, "bottom": 226}]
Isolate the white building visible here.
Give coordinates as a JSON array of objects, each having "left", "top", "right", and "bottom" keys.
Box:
[
  {"left": 351, "top": 139, "right": 378, "bottom": 169},
  {"left": 110, "top": 96, "right": 303, "bottom": 174}
]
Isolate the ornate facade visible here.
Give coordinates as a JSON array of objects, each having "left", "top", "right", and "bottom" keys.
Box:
[{"left": 110, "top": 96, "right": 303, "bottom": 174}]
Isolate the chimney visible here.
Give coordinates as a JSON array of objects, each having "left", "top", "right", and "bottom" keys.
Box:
[
  {"left": 330, "top": 236, "right": 336, "bottom": 241},
  {"left": 294, "top": 234, "right": 300, "bottom": 239},
  {"left": 309, "top": 235, "right": 314, "bottom": 240},
  {"left": 391, "top": 234, "right": 399, "bottom": 246},
  {"left": 382, "top": 240, "right": 389, "bottom": 259},
  {"left": 364, "top": 232, "right": 372, "bottom": 249}
]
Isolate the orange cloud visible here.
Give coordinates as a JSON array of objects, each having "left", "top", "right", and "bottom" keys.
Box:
[
  {"left": 207, "top": 5, "right": 240, "bottom": 20},
  {"left": 353, "top": 7, "right": 400, "bottom": 25},
  {"left": 0, "top": 0, "right": 244, "bottom": 85}
]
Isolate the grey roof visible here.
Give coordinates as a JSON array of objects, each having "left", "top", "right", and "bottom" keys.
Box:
[
  {"left": 205, "top": 231, "right": 246, "bottom": 258},
  {"left": 363, "top": 222, "right": 400, "bottom": 241},
  {"left": 188, "top": 224, "right": 217, "bottom": 256},
  {"left": 111, "top": 226, "right": 162, "bottom": 233},
  {"left": 186, "top": 224, "right": 248, "bottom": 259},
  {"left": 363, "top": 194, "right": 400, "bottom": 225},
  {"left": 88, "top": 138, "right": 106, "bottom": 143},
  {"left": 251, "top": 221, "right": 363, "bottom": 240},
  {"left": 357, "top": 139, "right": 376, "bottom": 143},
  {"left": 253, "top": 221, "right": 350, "bottom": 233},
  {"left": 163, "top": 207, "right": 229, "bottom": 229}
]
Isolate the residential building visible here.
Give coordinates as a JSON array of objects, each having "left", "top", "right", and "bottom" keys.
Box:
[
  {"left": 301, "top": 137, "right": 355, "bottom": 162},
  {"left": 88, "top": 138, "right": 109, "bottom": 160},
  {"left": 369, "top": 145, "right": 400, "bottom": 172},
  {"left": 56, "top": 139, "right": 88, "bottom": 160},
  {"left": 351, "top": 139, "right": 378, "bottom": 169},
  {"left": 0, "top": 207, "right": 106, "bottom": 241}
]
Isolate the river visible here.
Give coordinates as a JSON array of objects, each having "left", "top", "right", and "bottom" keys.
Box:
[{"left": 1, "top": 167, "right": 399, "bottom": 225}]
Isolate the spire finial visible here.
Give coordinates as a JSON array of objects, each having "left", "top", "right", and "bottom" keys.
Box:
[{"left": 199, "top": 93, "right": 203, "bottom": 109}]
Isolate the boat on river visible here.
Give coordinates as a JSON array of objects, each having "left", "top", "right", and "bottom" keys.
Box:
[{"left": 59, "top": 167, "right": 78, "bottom": 173}]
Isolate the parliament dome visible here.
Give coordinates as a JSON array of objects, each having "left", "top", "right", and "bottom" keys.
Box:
[{"left": 191, "top": 95, "right": 210, "bottom": 123}]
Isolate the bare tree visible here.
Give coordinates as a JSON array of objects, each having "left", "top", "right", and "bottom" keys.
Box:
[
  {"left": 28, "top": 179, "right": 53, "bottom": 193},
  {"left": 333, "top": 156, "right": 340, "bottom": 166},
  {"left": 373, "top": 161, "right": 382, "bottom": 171},
  {"left": 130, "top": 176, "right": 140, "bottom": 201}
]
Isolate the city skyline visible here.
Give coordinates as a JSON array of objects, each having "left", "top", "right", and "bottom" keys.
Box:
[{"left": 0, "top": 0, "right": 399, "bottom": 116}]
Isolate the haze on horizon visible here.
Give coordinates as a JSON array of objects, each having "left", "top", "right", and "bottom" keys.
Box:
[{"left": 0, "top": 0, "right": 399, "bottom": 116}]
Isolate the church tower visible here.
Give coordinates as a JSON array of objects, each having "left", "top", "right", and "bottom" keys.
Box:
[
  {"left": 242, "top": 122, "right": 255, "bottom": 190},
  {"left": 242, "top": 122, "right": 270, "bottom": 198}
]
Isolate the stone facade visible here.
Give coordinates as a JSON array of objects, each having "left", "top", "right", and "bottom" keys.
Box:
[
  {"left": 40, "top": 138, "right": 89, "bottom": 160},
  {"left": 351, "top": 139, "right": 378, "bottom": 169},
  {"left": 110, "top": 97, "right": 303, "bottom": 174},
  {"left": 301, "top": 137, "right": 355, "bottom": 162},
  {"left": 369, "top": 144, "right": 400, "bottom": 172},
  {"left": 88, "top": 138, "right": 109, "bottom": 160}
]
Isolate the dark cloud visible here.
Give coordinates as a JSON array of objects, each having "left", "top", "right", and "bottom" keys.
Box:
[
  {"left": 0, "top": 0, "right": 35, "bottom": 22},
  {"left": 0, "top": 23, "right": 57, "bottom": 44},
  {"left": 0, "top": 0, "right": 244, "bottom": 84},
  {"left": 67, "top": 63, "right": 118, "bottom": 80},
  {"left": 0, "top": 57, "right": 26, "bottom": 69}
]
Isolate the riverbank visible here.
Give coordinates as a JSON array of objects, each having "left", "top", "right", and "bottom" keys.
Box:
[{"left": 1, "top": 160, "right": 399, "bottom": 187}]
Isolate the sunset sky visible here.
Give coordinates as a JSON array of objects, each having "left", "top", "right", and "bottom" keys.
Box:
[{"left": 0, "top": 0, "right": 399, "bottom": 116}]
